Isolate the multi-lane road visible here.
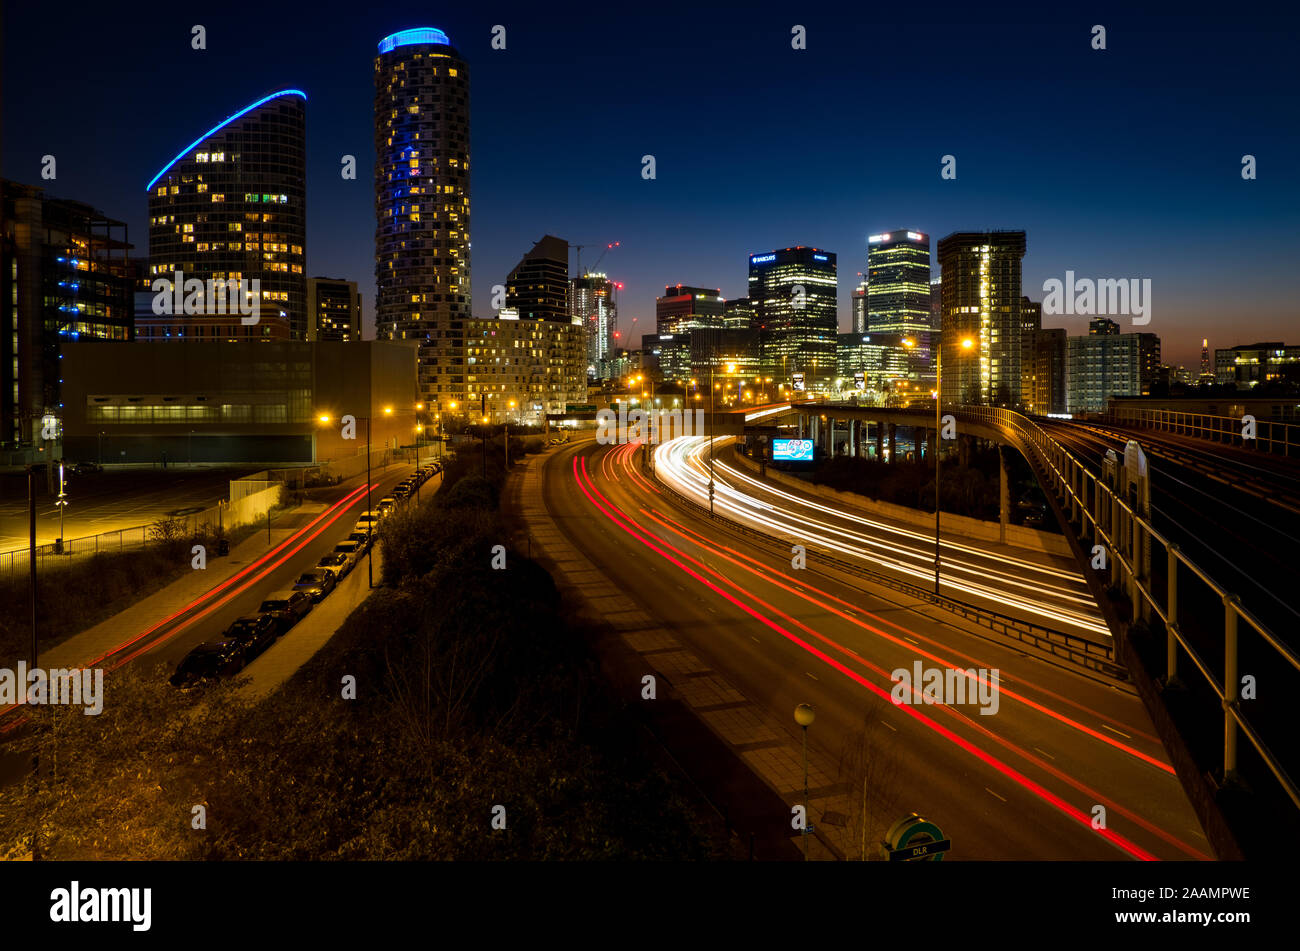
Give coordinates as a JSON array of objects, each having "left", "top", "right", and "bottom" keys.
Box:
[{"left": 535, "top": 434, "right": 1211, "bottom": 860}]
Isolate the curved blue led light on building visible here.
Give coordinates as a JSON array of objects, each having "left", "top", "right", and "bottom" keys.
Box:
[
  {"left": 145, "top": 89, "right": 308, "bottom": 192},
  {"left": 377, "top": 28, "right": 449, "bottom": 53}
]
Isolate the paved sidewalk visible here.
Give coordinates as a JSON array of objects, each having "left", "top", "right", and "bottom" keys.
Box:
[{"left": 513, "top": 450, "right": 848, "bottom": 860}]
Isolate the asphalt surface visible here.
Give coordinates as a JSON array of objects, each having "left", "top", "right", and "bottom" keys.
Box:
[
  {"left": 538, "top": 435, "right": 1210, "bottom": 860},
  {"left": 0, "top": 466, "right": 260, "bottom": 551}
]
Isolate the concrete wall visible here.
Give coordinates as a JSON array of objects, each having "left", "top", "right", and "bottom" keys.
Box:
[
  {"left": 731, "top": 450, "right": 1072, "bottom": 557},
  {"left": 223, "top": 483, "right": 283, "bottom": 531}
]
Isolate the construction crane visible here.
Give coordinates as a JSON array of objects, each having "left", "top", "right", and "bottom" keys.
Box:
[{"left": 573, "top": 240, "right": 619, "bottom": 277}]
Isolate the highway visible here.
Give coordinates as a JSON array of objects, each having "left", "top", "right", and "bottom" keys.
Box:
[
  {"left": 537, "top": 434, "right": 1210, "bottom": 860},
  {"left": 656, "top": 435, "right": 1108, "bottom": 641}
]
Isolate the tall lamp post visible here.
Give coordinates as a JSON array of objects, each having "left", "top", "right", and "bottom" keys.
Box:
[
  {"left": 905, "top": 334, "right": 974, "bottom": 596},
  {"left": 794, "top": 703, "right": 816, "bottom": 859},
  {"left": 317, "top": 409, "right": 384, "bottom": 588}
]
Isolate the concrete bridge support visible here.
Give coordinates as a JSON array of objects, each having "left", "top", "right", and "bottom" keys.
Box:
[
  {"left": 887, "top": 423, "right": 897, "bottom": 463},
  {"left": 999, "top": 445, "right": 1010, "bottom": 543}
]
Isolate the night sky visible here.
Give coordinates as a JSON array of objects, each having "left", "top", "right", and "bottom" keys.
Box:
[{"left": 4, "top": 0, "right": 1297, "bottom": 367}]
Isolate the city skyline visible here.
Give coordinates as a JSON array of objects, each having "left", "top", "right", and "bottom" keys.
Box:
[{"left": 3, "top": 3, "right": 1295, "bottom": 370}]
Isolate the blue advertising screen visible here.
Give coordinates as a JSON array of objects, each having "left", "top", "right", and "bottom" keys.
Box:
[{"left": 772, "top": 438, "right": 814, "bottom": 462}]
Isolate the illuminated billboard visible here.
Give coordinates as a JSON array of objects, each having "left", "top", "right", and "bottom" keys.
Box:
[{"left": 772, "top": 438, "right": 814, "bottom": 462}]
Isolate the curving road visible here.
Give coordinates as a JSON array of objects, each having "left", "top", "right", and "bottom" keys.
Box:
[{"left": 535, "top": 434, "right": 1210, "bottom": 860}]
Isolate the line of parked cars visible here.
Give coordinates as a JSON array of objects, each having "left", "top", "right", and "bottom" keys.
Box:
[
  {"left": 392, "top": 460, "right": 442, "bottom": 500},
  {"left": 170, "top": 468, "right": 430, "bottom": 689}
]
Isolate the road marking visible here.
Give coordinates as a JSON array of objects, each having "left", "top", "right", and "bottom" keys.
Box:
[
  {"left": 985, "top": 787, "right": 1007, "bottom": 802},
  {"left": 903, "top": 636, "right": 919, "bottom": 645},
  {"left": 881, "top": 721, "right": 897, "bottom": 732},
  {"left": 750, "top": 636, "right": 761, "bottom": 644},
  {"left": 1032, "top": 746, "right": 1055, "bottom": 760},
  {"left": 805, "top": 671, "right": 819, "bottom": 681},
  {"left": 1101, "top": 724, "right": 1131, "bottom": 739}
]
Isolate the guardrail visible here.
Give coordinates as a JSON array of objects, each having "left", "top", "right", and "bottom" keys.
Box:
[
  {"left": 1, "top": 507, "right": 217, "bottom": 579},
  {"left": 1105, "top": 406, "right": 1300, "bottom": 458},
  {"left": 643, "top": 446, "right": 1126, "bottom": 682},
  {"left": 961, "top": 405, "right": 1300, "bottom": 813}
]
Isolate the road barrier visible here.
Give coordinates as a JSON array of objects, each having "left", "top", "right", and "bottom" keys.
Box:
[
  {"left": 1104, "top": 406, "right": 1299, "bottom": 458},
  {"left": 960, "top": 405, "right": 1300, "bottom": 814}
]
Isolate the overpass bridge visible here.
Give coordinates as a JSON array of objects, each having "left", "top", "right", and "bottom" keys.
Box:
[{"left": 736, "top": 399, "right": 1300, "bottom": 858}]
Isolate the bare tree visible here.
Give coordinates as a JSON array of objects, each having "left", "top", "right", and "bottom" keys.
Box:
[{"left": 836, "top": 695, "right": 905, "bottom": 860}]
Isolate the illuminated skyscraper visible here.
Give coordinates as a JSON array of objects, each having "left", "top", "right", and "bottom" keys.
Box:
[
  {"left": 656, "top": 285, "right": 724, "bottom": 334},
  {"left": 937, "top": 231, "right": 1026, "bottom": 406},
  {"left": 748, "top": 247, "right": 837, "bottom": 388},
  {"left": 507, "top": 235, "right": 569, "bottom": 322},
  {"left": 307, "top": 278, "right": 361, "bottom": 341},
  {"left": 146, "top": 89, "right": 307, "bottom": 340},
  {"left": 571, "top": 272, "right": 617, "bottom": 375},
  {"left": 851, "top": 277, "right": 868, "bottom": 334},
  {"left": 866, "top": 231, "right": 931, "bottom": 363},
  {"left": 2, "top": 180, "right": 132, "bottom": 447},
  {"left": 374, "top": 27, "right": 471, "bottom": 411}
]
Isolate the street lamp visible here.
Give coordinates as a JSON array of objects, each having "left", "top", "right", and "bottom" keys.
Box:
[
  {"left": 55, "top": 459, "right": 67, "bottom": 551},
  {"left": 794, "top": 703, "right": 816, "bottom": 859},
  {"left": 316, "top": 411, "right": 376, "bottom": 587},
  {"left": 906, "top": 334, "right": 975, "bottom": 595}
]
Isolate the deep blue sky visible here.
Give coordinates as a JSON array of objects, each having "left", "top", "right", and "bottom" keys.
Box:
[{"left": 5, "top": 0, "right": 1297, "bottom": 366}]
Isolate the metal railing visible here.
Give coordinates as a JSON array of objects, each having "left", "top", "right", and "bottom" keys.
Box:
[
  {"left": 1105, "top": 406, "right": 1300, "bottom": 458},
  {"left": 961, "top": 405, "right": 1300, "bottom": 812},
  {"left": 644, "top": 446, "right": 1126, "bottom": 682},
  {"left": 1, "top": 503, "right": 225, "bottom": 579}
]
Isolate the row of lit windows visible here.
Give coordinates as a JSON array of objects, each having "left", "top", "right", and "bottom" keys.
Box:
[{"left": 86, "top": 403, "right": 290, "bottom": 423}]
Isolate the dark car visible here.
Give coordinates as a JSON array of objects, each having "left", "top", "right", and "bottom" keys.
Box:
[
  {"left": 70, "top": 461, "right": 103, "bottom": 475},
  {"left": 169, "top": 639, "right": 247, "bottom": 687},
  {"left": 223, "top": 614, "right": 278, "bottom": 659},
  {"left": 257, "top": 589, "right": 313, "bottom": 633},
  {"left": 293, "top": 570, "right": 336, "bottom": 602},
  {"left": 316, "top": 552, "right": 350, "bottom": 580},
  {"left": 347, "top": 530, "right": 371, "bottom": 550},
  {"left": 1016, "top": 500, "right": 1048, "bottom": 528},
  {"left": 393, "top": 484, "right": 412, "bottom": 500}
]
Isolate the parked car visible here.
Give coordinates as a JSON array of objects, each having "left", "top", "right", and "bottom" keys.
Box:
[
  {"left": 393, "top": 484, "right": 412, "bottom": 500},
  {"left": 169, "top": 639, "right": 247, "bottom": 687},
  {"left": 332, "top": 539, "right": 363, "bottom": 570},
  {"left": 377, "top": 497, "right": 397, "bottom": 517},
  {"left": 316, "top": 552, "right": 351, "bottom": 580},
  {"left": 347, "top": 530, "right": 371, "bottom": 550},
  {"left": 356, "top": 511, "right": 380, "bottom": 530},
  {"left": 293, "top": 570, "right": 336, "bottom": 602},
  {"left": 70, "top": 461, "right": 103, "bottom": 475},
  {"left": 257, "top": 589, "right": 313, "bottom": 633},
  {"left": 1018, "top": 501, "right": 1048, "bottom": 528},
  {"left": 222, "top": 614, "right": 278, "bottom": 660}
]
